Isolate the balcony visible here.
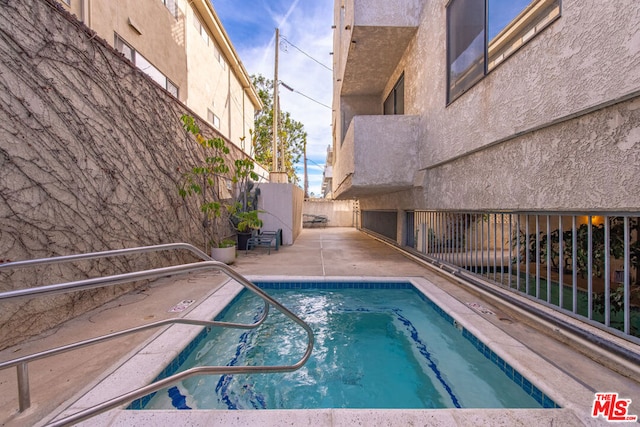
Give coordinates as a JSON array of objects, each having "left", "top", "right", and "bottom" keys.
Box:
[
  {"left": 333, "top": 115, "right": 419, "bottom": 199},
  {"left": 339, "top": 0, "right": 421, "bottom": 96}
]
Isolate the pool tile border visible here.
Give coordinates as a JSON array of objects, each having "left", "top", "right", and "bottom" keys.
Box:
[{"left": 130, "top": 280, "right": 559, "bottom": 410}]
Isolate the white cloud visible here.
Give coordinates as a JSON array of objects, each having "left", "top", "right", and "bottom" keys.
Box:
[{"left": 212, "top": 0, "right": 334, "bottom": 196}]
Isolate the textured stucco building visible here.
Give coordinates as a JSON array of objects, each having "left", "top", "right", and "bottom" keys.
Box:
[
  {"left": 332, "top": 0, "right": 640, "bottom": 238},
  {"left": 57, "top": 0, "right": 262, "bottom": 157},
  {"left": 332, "top": 0, "right": 640, "bottom": 340}
]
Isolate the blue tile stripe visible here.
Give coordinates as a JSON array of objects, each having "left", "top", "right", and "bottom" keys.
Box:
[
  {"left": 393, "top": 308, "right": 461, "bottom": 408},
  {"left": 411, "top": 289, "right": 559, "bottom": 408},
  {"left": 128, "top": 281, "right": 559, "bottom": 410},
  {"left": 256, "top": 281, "right": 413, "bottom": 290}
]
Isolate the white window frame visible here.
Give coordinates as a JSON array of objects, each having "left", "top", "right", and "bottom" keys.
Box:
[
  {"left": 208, "top": 110, "right": 221, "bottom": 129},
  {"left": 162, "top": 0, "right": 178, "bottom": 18},
  {"left": 114, "top": 34, "right": 179, "bottom": 97}
]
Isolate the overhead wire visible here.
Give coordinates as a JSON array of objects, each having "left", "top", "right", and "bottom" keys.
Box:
[
  {"left": 281, "top": 84, "right": 332, "bottom": 110},
  {"left": 280, "top": 35, "right": 333, "bottom": 72}
]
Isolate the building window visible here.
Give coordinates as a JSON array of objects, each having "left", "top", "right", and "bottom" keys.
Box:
[
  {"left": 114, "top": 34, "right": 179, "bottom": 97},
  {"left": 447, "top": 0, "right": 561, "bottom": 103},
  {"left": 208, "top": 110, "right": 220, "bottom": 129},
  {"left": 193, "top": 13, "right": 210, "bottom": 46},
  {"left": 212, "top": 43, "right": 227, "bottom": 70},
  {"left": 383, "top": 74, "right": 404, "bottom": 115},
  {"left": 162, "top": 0, "right": 177, "bottom": 17},
  {"left": 166, "top": 80, "right": 178, "bottom": 98}
]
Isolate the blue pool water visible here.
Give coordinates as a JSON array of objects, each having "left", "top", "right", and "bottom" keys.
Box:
[{"left": 132, "top": 282, "right": 559, "bottom": 410}]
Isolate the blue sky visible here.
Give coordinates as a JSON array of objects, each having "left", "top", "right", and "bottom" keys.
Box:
[
  {"left": 211, "top": 0, "right": 334, "bottom": 197},
  {"left": 488, "top": 0, "right": 532, "bottom": 39}
]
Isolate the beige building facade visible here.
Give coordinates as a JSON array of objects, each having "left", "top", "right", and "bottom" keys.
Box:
[{"left": 58, "top": 0, "right": 261, "bottom": 157}]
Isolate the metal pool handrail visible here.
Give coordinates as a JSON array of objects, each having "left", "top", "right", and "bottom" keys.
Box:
[{"left": 0, "top": 243, "right": 315, "bottom": 427}]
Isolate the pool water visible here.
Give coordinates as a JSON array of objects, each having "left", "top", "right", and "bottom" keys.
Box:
[{"left": 139, "top": 283, "right": 557, "bottom": 410}]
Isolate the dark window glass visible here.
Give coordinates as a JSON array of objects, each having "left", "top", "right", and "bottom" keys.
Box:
[
  {"left": 383, "top": 92, "right": 394, "bottom": 115},
  {"left": 395, "top": 76, "right": 404, "bottom": 114},
  {"left": 447, "top": 0, "right": 561, "bottom": 103},
  {"left": 384, "top": 74, "right": 405, "bottom": 115},
  {"left": 447, "top": 0, "right": 485, "bottom": 103}
]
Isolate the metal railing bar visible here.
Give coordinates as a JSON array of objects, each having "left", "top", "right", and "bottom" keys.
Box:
[
  {"left": 516, "top": 215, "right": 521, "bottom": 291},
  {"left": 46, "top": 263, "right": 315, "bottom": 426},
  {"left": 0, "top": 244, "right": 315, "bottom": 426},
  {"left": 0, "top": 262, "right": 229, "bottom": 301},
  {"left": 500, "top": 213, "right": 505, "bottom": 285},
  {"left": 588, "top": 216, "right": 593, "bottom": 319},
  {"left": 48, "top": 344, "right": 314, "bottom": 427},
  {"left": 481, "top": 215, "right": 485, "bottom": 277},
  {"left": 400, "top": 210, "right": 639, "bottom": 343},
  {"left": 558, "top": 216, "right": 564, "bottom": 310},
  {"left": 0, "top": 243, "right": 210, "bottom": 271},
  {"left": 17, "top": 362, "right": 29, "bottom": 412},
  {"left": 624, "top": 217, "right": 630, "bottom": 334},
  {"left": 547, "top": 215, "right": 551, "bottom": 304},
  {"left": 0, "top": 315, "right": 270, "bottom": 371},
  {"left": 525, "top": 215, "right": 530, "bottom": 295},
  {"left": 493, "top": 214, "right": 497, "bottom": 282},
  {"left": 535, "top": 215, "right": 541, "bottom": 299},
  {"left": 572, "top": 216, "right": 578, "bottom": 314},
  {"left": 604, "top": 216, "right": 611, "bottom": 326},
  {"left": 508, "top": 214, "right": 512, "bottom": 288}
]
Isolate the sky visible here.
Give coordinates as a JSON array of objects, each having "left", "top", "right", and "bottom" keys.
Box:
[
  {"left": 488, "top": 0, "right": 532, "bottom": 40},
  {"left": 211, "top": 0, "right": 334, "bottom": 197}
]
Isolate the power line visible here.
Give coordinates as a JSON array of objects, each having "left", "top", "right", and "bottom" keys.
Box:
[
  {"left": 280, "top": 35, "right": 332, "bottom": 72},
  {"left": 293, "top": 89, "right": 332, "bottom": 110},
  {"left": 280, "top": 81, "right": 332, "bottom": 110}
]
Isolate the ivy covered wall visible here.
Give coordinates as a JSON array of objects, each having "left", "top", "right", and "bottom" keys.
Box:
[{"left": 0, "top": 0, "right": 243, "bottom": 349}]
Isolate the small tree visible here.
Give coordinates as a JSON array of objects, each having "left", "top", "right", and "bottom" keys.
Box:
[
  {"left": 251, "top": 74, "right": 307, "bottom": 183},
  {"left": 178, "top": 115, "right": 231, "bottom": 252}
]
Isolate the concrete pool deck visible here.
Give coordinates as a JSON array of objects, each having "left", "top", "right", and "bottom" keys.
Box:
[{"left": 1, "top": 227, "right": 639, "bottom": 426}]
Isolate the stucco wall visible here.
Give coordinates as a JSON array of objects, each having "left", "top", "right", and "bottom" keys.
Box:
[
  {"left": 0, "top": 0, "right": 253, "bottom": 349},
  {"left": 342, "top": 0, "right": 640, "bottom": 213},
  {"left": 413, "top": 0, "right": 640, "bottom": 168},
  {"left": 303, "top": 200, "right": 356, "bottom": 227},
  {"left": 258, "top": 183, "right": 304, "bottom": 245},
  {"left": 89, "top": 0, "right": 188, "bottom": 102}
]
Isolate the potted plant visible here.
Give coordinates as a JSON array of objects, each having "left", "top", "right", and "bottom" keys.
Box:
[
  {"left": 178, "top": 115, "right": 235, "bottom": 262},
  {"left": 227, "top": 147, "right": 264, "bottom": 250},
  {"left": 178, "top": 115, "right": 265, "bottom": 260},
  {"left": 210, "top": 238, "right": 237, "bottom": 264},
  {"left": 229, "top": 203, "right": 264, "bottom": 250}
]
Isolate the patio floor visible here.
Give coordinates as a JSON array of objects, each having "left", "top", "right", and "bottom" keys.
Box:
[{"left": 0, "top": 227, "right": 638, "bottom": 426}]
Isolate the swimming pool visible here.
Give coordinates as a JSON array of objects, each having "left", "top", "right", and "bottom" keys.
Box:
[{"left": 131, "top": 281, "right": 558, "bottom": 411}]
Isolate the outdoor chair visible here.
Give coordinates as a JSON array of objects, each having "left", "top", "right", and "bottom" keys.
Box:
[
  {"left": 303, "top": 214, "right": 329, "bottom": 228},
  {"left": 245, "top": 229, "right": 281, "bottom": 254}
]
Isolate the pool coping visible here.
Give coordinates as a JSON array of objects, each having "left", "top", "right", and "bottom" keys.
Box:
[{"left": 45, "top": 276, "right": 597, "bottom": 426}]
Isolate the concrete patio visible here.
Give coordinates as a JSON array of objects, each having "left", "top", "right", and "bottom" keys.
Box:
[{"left": 0, "top": 228, "right": 638, "bottom": 426}]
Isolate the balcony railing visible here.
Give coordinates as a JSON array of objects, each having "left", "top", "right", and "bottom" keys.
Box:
[{"left": 403, "top": 211, "right": 640, "bottom": 343}]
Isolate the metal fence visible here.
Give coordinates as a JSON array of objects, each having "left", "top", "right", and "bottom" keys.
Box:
[{"left": 405, "top": 211, "right": 640, "bottom": 342}]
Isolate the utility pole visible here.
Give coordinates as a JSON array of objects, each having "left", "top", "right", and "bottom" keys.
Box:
[
  {"left": 303, "top": 137, "right": 309, "bottom": 198},
  {"left": 272, "top": 28, "right": 279, "bottom": 172}
]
